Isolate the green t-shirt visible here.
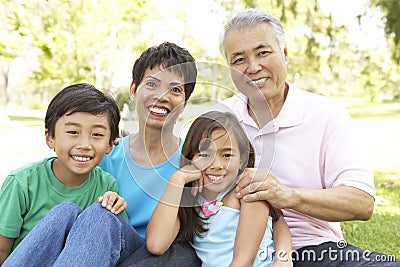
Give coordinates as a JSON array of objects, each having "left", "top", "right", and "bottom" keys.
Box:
[{"left": 0, "top": 157, "right": 119, "bottom": 251}]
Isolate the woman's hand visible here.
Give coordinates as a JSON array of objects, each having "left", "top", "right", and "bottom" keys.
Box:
[{"left": 97, "top": 191, "right": 127, "bottom": 214}]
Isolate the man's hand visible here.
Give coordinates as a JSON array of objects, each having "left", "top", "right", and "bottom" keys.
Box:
[
  {"left": 97, "top": 191, "right": 127, "bottom": 214},
  {"left": 235, "top": 168, "right": 294, "bottom": 210}
]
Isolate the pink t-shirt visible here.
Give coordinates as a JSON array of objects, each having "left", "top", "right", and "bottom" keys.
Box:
[{"left": 220, "top": 84, "right": 376, "bottom": 250}]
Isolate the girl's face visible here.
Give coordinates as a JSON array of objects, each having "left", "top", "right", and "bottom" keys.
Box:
[
  {"left": 131, "top": 65, "right": 186, "bottom": 130},
  {"left": 192, "top": 129, "right": 244, "bottom": 200}
]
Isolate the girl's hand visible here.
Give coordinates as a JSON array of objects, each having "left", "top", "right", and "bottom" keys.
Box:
[
  {"left": 174, "top": 165, "right": 204, "bottom": 196},
  {"left": 97, "top": 191, "right": 127, "bottom": 214}
]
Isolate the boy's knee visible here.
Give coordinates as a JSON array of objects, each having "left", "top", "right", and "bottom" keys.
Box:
[
  {"left": 50, "top": 202, "right": 82, "bottom": 217},
  {"left": 85, "top": 202, "right": 106, "bottom": 213},
  {"left": 79, "top": 203, "right": 123, "bottom": 229},
  {"left": 82, "top": 203, "right": 118, "bottom": 220}
]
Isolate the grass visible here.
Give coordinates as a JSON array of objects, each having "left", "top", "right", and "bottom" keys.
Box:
[
  {"left": 337, "top": 97, "right": 400, "bottom": 259},
  {"left": 341, "top": 170, "right": 400, "bottom": 258},
  {"left": 2, "top": 97, "right": 399, "bottom": 259},
  {"left": 334, "top": 96, "right": 400, "bottom": 120}
]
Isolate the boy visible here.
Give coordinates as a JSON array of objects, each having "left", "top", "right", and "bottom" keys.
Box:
[{"left": 0, "top": 83, "right": 131, "bottom": 265}]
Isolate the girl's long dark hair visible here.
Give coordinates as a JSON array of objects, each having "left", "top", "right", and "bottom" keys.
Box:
[{"left": 175, "top": 111, "right": 281, "bottom": 243}]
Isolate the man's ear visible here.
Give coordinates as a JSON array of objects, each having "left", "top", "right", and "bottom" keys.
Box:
[
  {"left": 45, "top": 129, "right": 55, "bottom": 150},
  {"left": 284, "top": 47, "right": 289, "bottom": 64}
]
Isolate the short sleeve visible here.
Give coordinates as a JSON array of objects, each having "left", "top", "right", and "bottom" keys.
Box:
[{"left": 0, "top": 175, "right": 27, "bottom": 238}]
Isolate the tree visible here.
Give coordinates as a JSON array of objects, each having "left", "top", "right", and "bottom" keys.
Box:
[
  {"left": 0, "top": 0, "right": 152, "bottom": 106},
  {"left": 370, "top": 0, "right": 400, "bottom": 64}
]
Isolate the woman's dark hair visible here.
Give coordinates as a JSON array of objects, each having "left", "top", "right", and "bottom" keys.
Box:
[
  {"left": 131, "top": 42, "right": 197, "bottom": 102},
  {"left": 45, "top": 83, "right": 120, "bottom": 143}
]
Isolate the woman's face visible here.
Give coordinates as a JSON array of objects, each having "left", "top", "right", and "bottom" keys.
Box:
[{"left": 131, "top": 65, "right": 186, "bottom": 130}]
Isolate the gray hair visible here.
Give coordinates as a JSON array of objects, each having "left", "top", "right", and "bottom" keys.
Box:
[{"left": 219, "top": 8, "right": 286, "bottom": 61}]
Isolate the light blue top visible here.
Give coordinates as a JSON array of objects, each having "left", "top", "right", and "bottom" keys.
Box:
[
  {"left": 98, "top": 134, "right": 183, "bottom": 240},
  {"left": 192, "top": 183, "right": 275, "bottom": 267}
]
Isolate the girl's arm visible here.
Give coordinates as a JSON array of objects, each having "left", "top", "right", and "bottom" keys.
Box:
[
  {"left": 230, "top": 198, "right": 270, "bottom": 267},
  {"left": 146, "top": 166, "right": 202, "bottom": 255},
  {"left": 270, "top": 216, "right": 293, "bottom": 266}
]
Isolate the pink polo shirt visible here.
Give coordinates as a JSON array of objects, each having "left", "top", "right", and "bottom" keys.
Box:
[{"left": 219, "top": 84, "right": 376, "bottom": 250}]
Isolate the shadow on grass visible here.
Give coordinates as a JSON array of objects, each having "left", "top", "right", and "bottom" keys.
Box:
[
  {"left": 344, "top": 100, "right": 400, "bottom": 120},
  {"left": 9, "top": 115, "right": 43, "bottom": 122},
  {"left": 349, "top": 108, "right": 400, "bottom": 120}
]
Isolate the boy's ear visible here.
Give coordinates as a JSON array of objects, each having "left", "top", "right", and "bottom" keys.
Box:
[
  {"left": 45, "top": 129, "right": 55, "bottom": 150},
  {"left": 105, "top": 142, "right": 113, "bottom": 154}
]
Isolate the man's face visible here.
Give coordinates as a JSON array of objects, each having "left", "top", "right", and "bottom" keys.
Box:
[{"left": 224, "top": 22, "right": 288, "bottom": 104}]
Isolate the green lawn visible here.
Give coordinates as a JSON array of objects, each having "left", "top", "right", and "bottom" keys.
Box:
[
  {"left": 339, "top": 97, "right": 400, "bottom": 259},
  {"left": 342, "top": 170, "right": 400, "bottom": 258}
]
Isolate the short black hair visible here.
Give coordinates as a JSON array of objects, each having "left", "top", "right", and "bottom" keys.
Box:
[
  {"left": 131, "top": 42, "right": 197, "bottom": 102},
  {"left": 45, "top": 83, "right": 120, "bottom": 143}
]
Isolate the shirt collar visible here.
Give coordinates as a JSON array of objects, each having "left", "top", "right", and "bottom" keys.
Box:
[
  {"left": 235, "top": 83, "right": 305, "bottom": 129},
  {"left": 234, "top": 93, "right": 260, "bottom": 129},
  {"left": 275, "top": 83, "right": 304, "bottom": 128}
]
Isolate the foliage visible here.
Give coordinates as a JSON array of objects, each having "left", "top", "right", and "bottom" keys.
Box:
[
  {"left": 0, "top": 0, "right": 152, "bottom": 103},
  {"left": 115, "top": 88, "right": 131, "bottom": 111},
  {"left": 370, "top": 0, "right": 400, "bottom": 64},
  {"left": 1, "top": 0, "right": 400, "bottom": 107}
]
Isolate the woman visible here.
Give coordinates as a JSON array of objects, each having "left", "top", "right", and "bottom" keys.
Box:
[{"left": 99, "top": 42, "right": 201, "bottom": 266}]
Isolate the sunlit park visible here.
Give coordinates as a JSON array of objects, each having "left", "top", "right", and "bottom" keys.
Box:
[{"left": 1, "top": 0, "right": 399, "bottom": 260}]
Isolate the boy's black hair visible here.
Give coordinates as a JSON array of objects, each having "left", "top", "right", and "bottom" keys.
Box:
[
  {"left": 131, "top": 42, "right": 197, "bottom": 102},
  {"left": 45, "top": 83, "right": 120, "bottom": 143}
]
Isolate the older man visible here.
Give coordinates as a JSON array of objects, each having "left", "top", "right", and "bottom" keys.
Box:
[{"left": 218, "top": 8, "right": 398, "bottom": 266}]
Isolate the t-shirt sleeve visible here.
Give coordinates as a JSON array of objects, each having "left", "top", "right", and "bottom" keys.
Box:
[
  {"left": 322, "top": 106, "right": 376, "bottom": 198},
  {"left": 0, "top": 175, "right": 27, "bottom": 238}
]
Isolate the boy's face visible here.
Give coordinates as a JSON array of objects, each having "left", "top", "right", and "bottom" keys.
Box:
[
  {"left": 45, "top": 111, "right": 113, "bottom": 186},
  {"left": 130, "top": 65, "right": 186, "bottom": 129}
]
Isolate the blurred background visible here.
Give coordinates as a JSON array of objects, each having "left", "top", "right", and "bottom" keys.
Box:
[
  {"left": 0, "top": 0, "right": 399, "bottom": 257},
  {"left": 1, "top": 0, "right": 399, "bottom": 109}
]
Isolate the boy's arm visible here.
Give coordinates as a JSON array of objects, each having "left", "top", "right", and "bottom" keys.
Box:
[
  {"left": 0, "top": 234, "right": 14, "bottom": 265},
  {"left": 271, "top": 216, "right": 293, "bottom": 266},
  {"left": 230, "top": 199, "right": 270, "bottom": 267},
  {"left": 146, "top": 171, "right": 186, "bottom": 255}
]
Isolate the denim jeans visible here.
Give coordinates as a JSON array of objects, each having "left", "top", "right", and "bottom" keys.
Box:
[
  {"left": 293, "top": 241, "right": 399, "bottom": 266},
  {"left": 118, "top": 241, "right": 201, "bottom": 267},
  {"left": 4, "top": 202, "right": 144, "bottom": 267}
]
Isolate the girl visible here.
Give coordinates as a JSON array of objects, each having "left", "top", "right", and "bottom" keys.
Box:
[{"left": 147, "top": 111, "right": 292, "bottom": 266}]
